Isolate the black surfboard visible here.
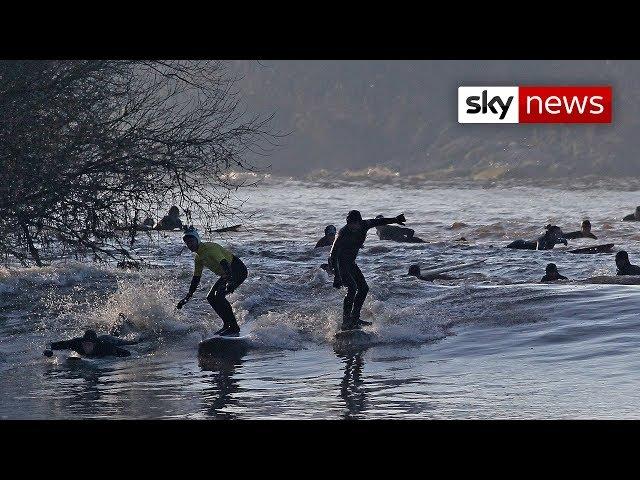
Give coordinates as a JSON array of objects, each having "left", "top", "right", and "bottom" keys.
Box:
[{"left": 568, "top": 243, "right": 614, "bottom": 254}]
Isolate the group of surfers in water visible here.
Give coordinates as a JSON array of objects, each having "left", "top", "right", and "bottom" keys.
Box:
[{"left": 45, "top": 206, "right": 640, "bottom": 357}]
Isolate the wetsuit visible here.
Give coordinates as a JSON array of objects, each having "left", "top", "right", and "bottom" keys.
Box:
[
  {"left": 541, "top": 273, "right": 568, "bottom": 282},
  {"left": 617, "top": 263, "right": 640, "bottom": 275},
  {"left": 192, "top": 242, "right": 248, "bottom": 332},
  {"left": 50, "top": 336, "right": 132, "bottom": 358},
  {"left": 623, "top": 214, "right": 639, "bottom": 221},
  {"left": 330, "top": 217, "right": 399, "bottom": 325},
  {"left": 315, "top": 235, "right": 335, "bottom": 248},
  {"left": 507, "top": 230, "right": 567, "bottom": 250},
  {"left": 564, "top": 231, "right": 597, "bottom": 240},
  {"left": 376, "top": 225, "right": 425, "bottom": 243},
  {"left": 157, "top": 214, "right": 183, "bottom": 230}
]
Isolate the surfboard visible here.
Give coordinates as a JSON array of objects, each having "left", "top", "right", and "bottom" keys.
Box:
[
  {"left": 198, "top": 334, "right": 251, "bottom": 355},
  {"left": 334, "top": 328, "right": 376, "bottom": 350},
  {"left": 214, "top": 224, "right": 242, "bottom": 233},
  {"left": 420, "top": 259, "right": 486, "bottom": 275},
  {"left": 568, "top": 243, "right": 614, "bottom": 254}
]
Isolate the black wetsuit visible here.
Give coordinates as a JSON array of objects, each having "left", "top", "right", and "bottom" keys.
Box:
[
  {"left": 623, "top": 214, "right": 639, "bottom": 221},
  {"left": 507, "top": 231, "right": 566, "bottom": 250},
  {"left": 206, "top": 256, "right": 248, "bottom": 331},
  {"left": 330, "top": 217, "right": 398, "bottom": 322},
  {"left": 50, "top": 335, "right": 133, "bottom": 358},
  {"left": 376, "top": 225, "right": 425, "bottom": 243},
  {"left": 315, "top": 235, "right": 335, "bottom": 248},
  {"left": 541, "top": 273, "right": 568, "bottom": 282},
  {"left": 617, "top": 263, "right": 640, "bottom": 275},
  {"left": 564, "top": 231, "right": 597, "bottom": 240}
]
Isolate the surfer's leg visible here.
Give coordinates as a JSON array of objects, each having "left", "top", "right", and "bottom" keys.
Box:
[
  {"left": 350, "top": 264, "right": 369, "bottom": 323},
  {"left": 340, "top": 261, "right": 358, "bottom": 329},
  {"left": 207, "top": 279, "right": 237, "bottom": 331}
]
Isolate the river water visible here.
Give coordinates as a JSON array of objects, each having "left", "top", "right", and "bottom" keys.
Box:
[{"left": 2, "top": 178, "right": 640, "bottom": 418}]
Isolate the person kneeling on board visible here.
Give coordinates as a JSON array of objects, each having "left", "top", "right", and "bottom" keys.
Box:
[
  {"left": 408, "top": 264, "right": 456, "bottom": 281},
  {"left": 541, "top": 263, "right": 567, "bottom": 282},
  {"left": 176, "top": 227, "right": 248, "bottom": 337},
  {"left": 43, "top": 330, "right": 136, "bottom": 358},
  {"left": 615, "top": 251, "right": 640, "bottom": 276},
  {"left": 563, "top": 220, "right": 597, "bottom": 240}
]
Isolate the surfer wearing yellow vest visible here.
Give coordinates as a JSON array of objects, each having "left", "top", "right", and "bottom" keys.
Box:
[{"left": 176, "top": 227, "right": 248, "bottom": 337}]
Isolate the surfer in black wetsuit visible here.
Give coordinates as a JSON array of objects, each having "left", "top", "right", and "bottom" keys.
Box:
[
  {"left": 315, "top": 225, "right": 337, "bottom": 248},
  {"left": 615, "top": 251, "right": 640, "bottom": 275},
  {"left": 408, "top": 264, "right": 455, "bottom": 281},
  {"left": 506, "top": 225, "right": 567, "bottom": 250},
  {"left": 623, "top": 206, "right": 640, "bottom": 221},
  {"left": 564, "top": 220, "right": 597, "bottom": 240},
  {"left": 43, "top": 330, "right": 137, "bottom": 358},
  {"left": 330, "top": 210, "right": 406, "bottom": 330},
  {"left": 541, "top": 263, "right": 567, "bottom": 282},
  {"left": 374, "top": 215, "right": 425, "bottom": 243}
]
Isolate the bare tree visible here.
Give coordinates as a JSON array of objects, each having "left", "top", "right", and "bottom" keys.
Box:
[{"left": 0, "top": 60, "right": 279, "bottom": 266}]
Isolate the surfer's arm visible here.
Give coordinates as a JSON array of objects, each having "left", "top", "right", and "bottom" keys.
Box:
[
  {"left": 365, "top": 213, "right": 406, "bottom": 229},
  {"left": 188, "top": 275, "right": 201, "bottom": 296}
]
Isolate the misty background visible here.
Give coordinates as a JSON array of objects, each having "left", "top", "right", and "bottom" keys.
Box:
[{"left": 233, "top": 60, "right": 639, "bottom": 180}]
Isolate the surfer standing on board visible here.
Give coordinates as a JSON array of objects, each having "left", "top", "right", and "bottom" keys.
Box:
[
  {"left": 330, "top": 210, "right": 406, "bottom": 331},
  {"left": 176, "top": 227, "right": 248, "bottom": 337}
]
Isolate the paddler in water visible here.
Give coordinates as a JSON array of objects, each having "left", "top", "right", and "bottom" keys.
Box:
[
  {"left": 506, "top": 225, "right": 567, "bottom": 250},
  {"left": 330, "top": 210, "right": 406, "bottom": 330},
  {"left": 541, "top": 263, "right": 568, "bottom": 282},
  {"left": 176, "top": 227, "right": 248, "bottom": 337},
  {"left": 374, "top": 215, "right": 425, "bottom": 243},
  {"left": 622, "top": 206, "right": 640, "bottom": 221},
  {"left": 615, "top": 251, "right": 640, "bottom": 275},
  {"left": 563, "top": 220, "right": 597, "bottom": 240},
  {"left": 408, "top": 264, "right": 456, "bottom": 281},
  {"left": 156, "top": 206, "right": 184, "bottom": 230},
  {"left": 315, "top": 224, "right": 337, "bottom": 248},
  {"left": 43, "top": 329, "right": 137, "bottom": 358}
]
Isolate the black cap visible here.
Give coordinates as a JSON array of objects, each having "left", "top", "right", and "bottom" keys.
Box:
[{"left": 546, "top": 263, "right": 558, "bottom": 273}]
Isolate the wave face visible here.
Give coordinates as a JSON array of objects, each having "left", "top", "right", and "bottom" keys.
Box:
[{"left": 2, "top": 180, "right": 640, "bottom": 419}]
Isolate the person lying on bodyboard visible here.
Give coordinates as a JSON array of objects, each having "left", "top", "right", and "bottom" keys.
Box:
[
  {"left": 330, "top": 210, "right": 406, "bottom": 331},
  {"left": 506, "top": 225, "right": 567, "bottom": 250},
  {"left": 176, "top": 227, "right": 248, "bottom": 337},
  {"left": 43, "top": 330, "right": 137, "bottom": 358}
]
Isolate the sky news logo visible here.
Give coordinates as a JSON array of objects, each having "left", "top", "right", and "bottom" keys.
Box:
[{"left": 458, "top": 86, "right": 612, "bottom": 123}]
